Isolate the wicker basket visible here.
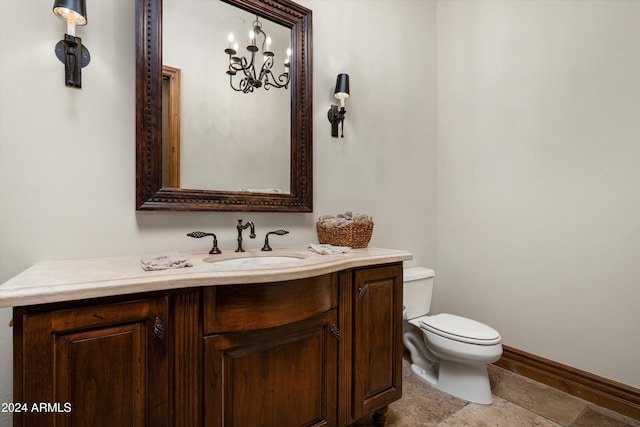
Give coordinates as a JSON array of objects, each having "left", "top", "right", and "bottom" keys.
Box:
[{"left": 316, "top": 220, "right": 374, "bottom": 249}]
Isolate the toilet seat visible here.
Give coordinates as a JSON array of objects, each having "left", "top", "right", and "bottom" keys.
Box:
[{"left": 418, "top": 313, "right": 501, "bottom": 345}]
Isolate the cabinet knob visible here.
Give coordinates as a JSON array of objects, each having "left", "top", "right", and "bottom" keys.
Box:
[
  {"left": 153, "top": 317, "right": 166, "bottom": 340},
  {"left": 331, "top": 325, "right": 340, "bottom": 340},
  {"left": 358, "top": 284, "right": 369, "bottom": 299}
]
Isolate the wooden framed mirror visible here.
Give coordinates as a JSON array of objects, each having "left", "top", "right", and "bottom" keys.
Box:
[{"left": 136, "top": 0, "right": 312, "bottom": 211}]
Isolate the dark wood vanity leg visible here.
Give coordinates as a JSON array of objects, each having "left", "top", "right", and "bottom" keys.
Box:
[{"left": 372, "top": 406, "right": 389, "bottom": 427}]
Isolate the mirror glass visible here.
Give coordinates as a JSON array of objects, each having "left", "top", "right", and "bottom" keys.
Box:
[
  {"left": 163, "top": 0, "right": 291, "bottom": 193},
  {"left": 136, "top": 0, "right": 312, "bottom": 211}
]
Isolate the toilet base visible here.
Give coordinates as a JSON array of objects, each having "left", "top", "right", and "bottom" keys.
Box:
[{"left": 410, "top": 361, "right": 494, "bottom": 405}]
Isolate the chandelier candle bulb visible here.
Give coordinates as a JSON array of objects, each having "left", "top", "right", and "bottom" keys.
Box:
[
  {"left": 266, "top": 35, "right": 272, "bottom": 52},
  {"left": 249, "top": 30, "right": 256, "bottom": 46},
  {"left": 228, "top": 33, "right": 234, "bottom": 49}
]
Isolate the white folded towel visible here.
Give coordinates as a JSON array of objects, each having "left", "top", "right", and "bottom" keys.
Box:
[
  {"left": 308, "top": 243, "right": 353, "bottom": 255},
  {"left": 140, "top": 252, "right": 193, "bottom": 271}
]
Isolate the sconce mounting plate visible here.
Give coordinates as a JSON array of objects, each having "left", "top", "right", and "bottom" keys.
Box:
[
  {"left": 55, "top": 35, "right": 91, "bottom": 88},
  {"left": 55, "top": 40, "right": 91, "bottom": 67},
  {"left": 328, "top": 105, "right": 347, "bottom": 138}
]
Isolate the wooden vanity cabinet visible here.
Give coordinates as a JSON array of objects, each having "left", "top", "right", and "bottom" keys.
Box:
[
  {"left": 13, "top": 262, "right": 404, "bottom": 427},
  {"left": 338, "top": 264, "right": 404, "bottom": 426},
  {"left": 13, "top": 297, "right": 169, "bottom": 427}
]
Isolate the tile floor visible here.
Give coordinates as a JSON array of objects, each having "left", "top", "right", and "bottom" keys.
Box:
[{"left": 353, "top": 358, "right": 640, "bottom": 427}]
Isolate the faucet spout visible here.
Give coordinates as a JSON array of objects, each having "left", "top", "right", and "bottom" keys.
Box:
[{"left": 236, "top": 220, "right": 256, "bottom": 252}]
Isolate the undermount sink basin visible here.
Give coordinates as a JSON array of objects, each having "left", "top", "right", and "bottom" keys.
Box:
[{"left": 203, "top": 254, "right": 307, "bottom": 266}]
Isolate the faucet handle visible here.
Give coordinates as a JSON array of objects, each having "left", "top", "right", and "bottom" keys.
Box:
[
  {"left": 187, "top": 231, "right": 209, "bottom": 239},
  {"left": 187, "top": 231, "right": 222, "bottom": 254},
  {"left": 261, "top": 229, "right": 289, "bottom": 251}
]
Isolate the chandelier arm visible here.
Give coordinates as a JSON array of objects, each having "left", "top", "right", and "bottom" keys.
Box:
[
  {"left": 257, "top": 57, "right": 274, "bottom": 82},
  {"left": 243, "top": 54, "right": 259, "bottom": 82},
  {"left": 230, "top": 56, "right": 252, "bottom": 73},
  {"left": 263, "top": 70, "right": 290, "bottom": 90},
  {"left": 262, "top": 71, "right": 280, "bottom": 90},
  {"left": 257, "top": 28, "right": 267, "bottom": 53},
  {"left": 242, "top": 65, "right": 253, "bottom": 79},
  {"left": 229, "top": 74, "right": 244, "bottom": 92},
  {"left": 279, "top": 71, "right": 290, "bottom": 87},
  {"left": 237, "top": 55, "right": 253, "bottom": 71},
  {"left": 241, "top": 78, "right": 255, "bottom": 93},
  {"left": 275, "top": 70, "right": 291, "bottom": 87}
]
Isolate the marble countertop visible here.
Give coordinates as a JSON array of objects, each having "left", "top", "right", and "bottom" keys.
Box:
[{"left": 0, "top": 247, "right": 412, "bottom": 308}]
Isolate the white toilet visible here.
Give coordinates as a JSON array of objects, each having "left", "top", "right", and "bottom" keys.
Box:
[{"left": 403, "top": 267, "right": 502, "bottom": 405}]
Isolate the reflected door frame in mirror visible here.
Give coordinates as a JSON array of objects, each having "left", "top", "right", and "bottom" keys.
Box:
[{"left": 136, "top": 0, "right": 312, "bottom": 211}]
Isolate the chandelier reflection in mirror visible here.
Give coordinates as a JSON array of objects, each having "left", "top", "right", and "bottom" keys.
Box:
[{"left": 225, "top": 16, "right": 291, "bottom": 94}]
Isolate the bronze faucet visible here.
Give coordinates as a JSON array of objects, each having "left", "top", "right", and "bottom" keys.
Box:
[{"left": 235, "top": 220, "right": 256, "bottom": 252}]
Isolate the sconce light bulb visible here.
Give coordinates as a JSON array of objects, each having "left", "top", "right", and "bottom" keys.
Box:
[
  {"left": 56, "top": 8, "right": 78, "bottom": 36},
  {"left": 67, "top": 19, "right": 76, "bottom": 36}
]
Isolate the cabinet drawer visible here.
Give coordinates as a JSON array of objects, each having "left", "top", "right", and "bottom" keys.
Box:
[{"left": 203, "top": 274, "right": 336, "bottom": 334}]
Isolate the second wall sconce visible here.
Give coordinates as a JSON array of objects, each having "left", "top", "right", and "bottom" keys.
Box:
[
  {"left": 327, "top": 73, "right": 350, "bottom": 138},
  {"left": 53, "top": 0, "right": 91, "bottom": 89}
]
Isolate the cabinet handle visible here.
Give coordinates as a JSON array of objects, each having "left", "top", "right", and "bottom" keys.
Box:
[
  {"left": 331, "top": 325, "right": 340, "bottom": 340},
  {"left": 358, "top": 284, "right": 369, "bottom": 299},
  {"left": 153, "top": 317, "right": 166, "bottom": 340}
]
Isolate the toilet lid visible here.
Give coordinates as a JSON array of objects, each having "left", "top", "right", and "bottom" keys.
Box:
[{"left": 419, "top": 313, "right": 501, "bottom": 345}]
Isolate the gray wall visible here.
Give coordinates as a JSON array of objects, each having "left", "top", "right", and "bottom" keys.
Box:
[{"left": 437, "top": 0, "right": 640, "bottom": 388}]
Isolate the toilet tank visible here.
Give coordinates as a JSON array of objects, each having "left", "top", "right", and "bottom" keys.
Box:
[{"left": 403, "top": 267, "right": 435, "bottom": 319}]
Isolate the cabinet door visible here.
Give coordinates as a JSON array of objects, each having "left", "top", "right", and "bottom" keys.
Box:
[
  {"left": 204, "top": 310, "right": 338, "bottom": 427},
  {"left": 14, "top": 297, "right": 169, "bottom": 427},
  {"left": 352, "top": 265, "right": 403, "bottom": 419}
]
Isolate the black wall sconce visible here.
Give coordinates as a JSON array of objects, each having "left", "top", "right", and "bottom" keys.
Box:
[
  {"left": 53, "top": 0, "right": 90, "bottom": 89},
  {"left": 327, "top": 73, "right": 350, "bottom": 138}
]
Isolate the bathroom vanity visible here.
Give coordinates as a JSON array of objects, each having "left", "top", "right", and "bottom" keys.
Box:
[{"left": 1, "top": 247, "right": 411, "bottom": 427}]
